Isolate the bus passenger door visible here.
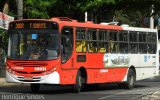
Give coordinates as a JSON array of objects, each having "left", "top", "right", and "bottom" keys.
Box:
[{"left": 61, "top": 27, "right": 74, "bottom": 69}]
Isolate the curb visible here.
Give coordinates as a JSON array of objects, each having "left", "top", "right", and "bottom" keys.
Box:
[{"left": 0, "top": 66, "right": 5, "bottom": 78}]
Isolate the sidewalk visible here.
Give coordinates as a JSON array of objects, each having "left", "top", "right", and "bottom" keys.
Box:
[
  {"left": 0, "top": 78, "right": 17, "bottom": 86},
  {"left": 0, "top": 66, "right": 5, "bottom": 78},
  {"left": 0, "top": 66, "right": 17, "bottom": 86}
]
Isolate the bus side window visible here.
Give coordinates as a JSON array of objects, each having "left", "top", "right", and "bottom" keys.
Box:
[
  {"left": 109, "top": 31, "right": 118, "bottom": 52},
  {"left": 76, "top": 28, "right": 86, "bottom": 52},
  {"left": 119, "top": 31, "right": 128, "bottom": 53},
  {"left": 98, "top": 30, "right": 108, "bottom": 53},
  {"left": 87, "top": 29, "right": 98, "bottom": 53},
  {"left": 129, "top": 31, "right": 138, "bottom": 54},
  {"left": 147, "top": 33, "right": 157, "bottom": 54},
  {"left": 139, "top": 32, "right": 147, "bottom": 54}
]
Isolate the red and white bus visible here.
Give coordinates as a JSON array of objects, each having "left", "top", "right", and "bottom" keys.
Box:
[{"left": 6, "top": 17, "right": 159, "bottom": 93}]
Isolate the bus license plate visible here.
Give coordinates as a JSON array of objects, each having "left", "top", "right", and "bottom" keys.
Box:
[{"left": 24, "top": 77, "right": 33, "bottom": 80}]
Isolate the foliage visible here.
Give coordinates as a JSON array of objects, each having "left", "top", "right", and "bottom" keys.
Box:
[
  {"left": 80, "top": 0, "right": 160, "bottom": 25},
  {"left": 0, "top": 29, "right": 8, "bottom": 49},
  {"left": 23, "top": 0, "right": 54, "bottom": 18},
  {"left": 48, "top": 0, "right": 86, "bottom": 21},
  {"left": 1, "top": 0, "right": 160, "bottom": 20},
  {"left": 80, "top": 0, "right": 116, "bottom": 11},
  {"left": 0, "top": 0, "right": 5, "bottom": 11}
]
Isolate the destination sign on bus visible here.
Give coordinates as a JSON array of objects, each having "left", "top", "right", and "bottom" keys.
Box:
[
  {"left": 15, "top": 23, "right": 46, "bottom": 29},
  {"left": 9, "top": 21, "right": 58, "bottom": 29}
]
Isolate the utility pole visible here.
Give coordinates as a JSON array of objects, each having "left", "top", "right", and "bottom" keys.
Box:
[
  {"left": 85, "top": 12, "right": 87, "bottom": 22},
  {"left": 150, "top": 5, "right": 154, "bottom": 29},
  {"left": 17, "top": 0, "right": 23, "bottom": 19}
]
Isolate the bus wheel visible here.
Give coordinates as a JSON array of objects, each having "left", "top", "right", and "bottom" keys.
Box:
[
  {"left": 125, "top": 69, "right": 136, "bottom": 89},
  {"left": 31, "top": 84, "right": 40, "bottom": 93},
  {"left": 73, "top": 71, "right": 82, "bottom": 93}
]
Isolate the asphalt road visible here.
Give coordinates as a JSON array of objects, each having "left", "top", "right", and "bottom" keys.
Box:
[{"left": 0, "top": 77, "right": 160, "bottom": 100}]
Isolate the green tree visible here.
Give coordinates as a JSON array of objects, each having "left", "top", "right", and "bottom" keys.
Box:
[
  {"left": 79, "top": 0, "right": 160, "bottom": 25},
  {"left": 0, "top": 0, "right": 5, "bottom": 11},
  {"left": 23, "top": 0, "right": 53, "bottom": 18},
  {"left": 48, "top": 0, "right": 86, "bottom": 21}
]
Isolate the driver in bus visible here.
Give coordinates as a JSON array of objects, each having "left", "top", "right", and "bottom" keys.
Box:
[{"left": 25, "top": 39, "right": 40, "bottom": 60}]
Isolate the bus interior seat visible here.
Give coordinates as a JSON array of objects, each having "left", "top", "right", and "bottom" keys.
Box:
[
  {"left": 88, "top": 44, "right": 94, "bottom": 52},
  {"left": 99, "top": 48, "right": 106, "bottom": 53},
  {"left": 82, "top": 41, "right": 86, "bottom": 52},
  {"left": 76, "top": 41, "right": 82, "bottom": 52}
]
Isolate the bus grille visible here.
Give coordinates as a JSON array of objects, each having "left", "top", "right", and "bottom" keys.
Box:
[
  {"left": 19, "top": 80, "right": 40, "bottom": 82},
  {"left": 12, "top": 62, "right": 48, "bottom": 67},
  {"left": 17, "top": 76, "right": 41, "bottom": 82},
  {"left": 16, "top": 71, "right": 43, "bottom": 74}
]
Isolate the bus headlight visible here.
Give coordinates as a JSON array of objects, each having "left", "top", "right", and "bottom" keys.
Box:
[
  {"left": 7, "top": 67, "right": 16, "bottom": 74},
  {"left": 43, "top": 67, "right": 57, "bottom": 75}
]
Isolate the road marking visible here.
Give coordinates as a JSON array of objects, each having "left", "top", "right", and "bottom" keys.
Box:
[
  {"left": 98, "top": 87, "right": 160, "bottom": 99},
  {"left": 98, "top": 89, "right": 143, "bottom": 99}
]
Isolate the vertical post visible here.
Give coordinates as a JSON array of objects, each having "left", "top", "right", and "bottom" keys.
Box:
[
  {"left": 150, "top": 5, "right": 154, "bottom": 29},
  {"left": 85, "top": 11, "right": 87, "bottom": 22},
  {"left": 17, "top": 0, "right": 23, "bottom": 19}
]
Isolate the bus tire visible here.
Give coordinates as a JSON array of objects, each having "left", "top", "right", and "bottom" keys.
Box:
[
  {"left": 73, "top": 71, "right": 82, "bottom": 93},
  {"left": 31, "top": 84, "right": 40, "bottom": 93},
  {"left": 125, "top": 69, "right": 136, "bottom": 89}
]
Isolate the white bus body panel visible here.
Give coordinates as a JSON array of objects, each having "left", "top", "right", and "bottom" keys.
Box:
[{"left": 122, "top": 27, "right": 159, "bottom": 81}]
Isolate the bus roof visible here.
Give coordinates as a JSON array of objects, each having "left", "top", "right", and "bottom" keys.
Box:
[
  {"left": 51, "top": 17, "right": 157, "bottom": 33},
  {"left": 51, "top": 17, "right": 123, "bottom": 30},
  {"left": 122, "top": 26, "right": 157, "bottom": 33},
  {"left": 10, "top": 17, "right": 158, "bottom": 33},
  {"left": 10, "top": 19, "right": 51, "bottom": 23}
]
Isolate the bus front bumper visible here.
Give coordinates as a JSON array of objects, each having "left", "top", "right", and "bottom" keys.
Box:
[{"left": 6, "top": 71, "right": 60, "bottom": 84}]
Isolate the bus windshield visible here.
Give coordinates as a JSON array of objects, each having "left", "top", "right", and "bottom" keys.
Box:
[{"left": 8, "top": 29, "right": 59, "bottom": 60}]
